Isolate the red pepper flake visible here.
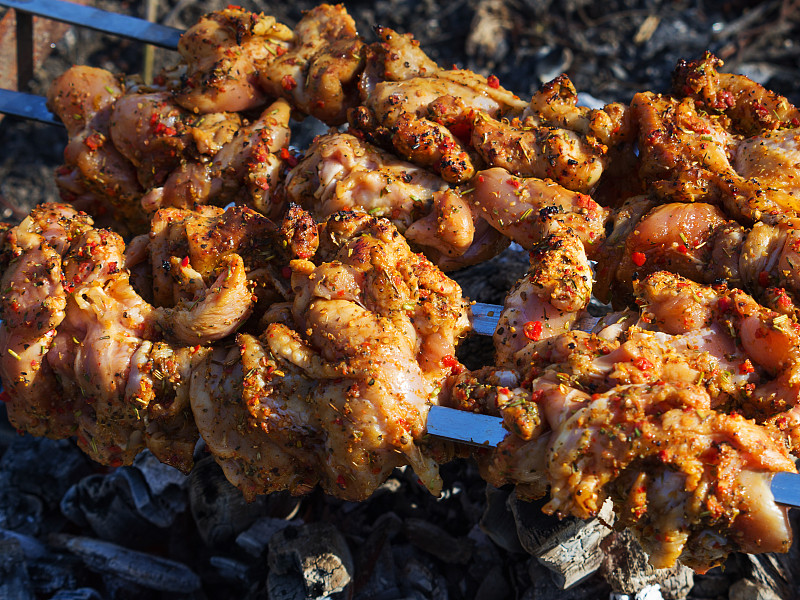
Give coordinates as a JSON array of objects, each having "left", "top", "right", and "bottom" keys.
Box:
[
  {"left": 441, "top": 354, "right": 464, "bottom": 374},
  {"left": 576, "top": 194, "right": 597, "bottom": 210},
  {"left": 84, "top": 132, "right": 104, "bottom": 150},
  {"left": 107, "top": 261, "right": 119, "bottom": 275},
  {"left": 281, "top": 74, "right": 297, "bottom": 91},
  {"left": 0, "top": 390, "right": 9, "bottom": 403},
  {"left": 758, "top": 270, "right": 770, "bottom": 287},
  {"left": 478, "top": 175, "right": 485, "bottom": 183},
  {"left": 181, "top": 256, "right": 190, "bottom": 268},
  {"left": 523, "top": 320, "right": 543, "bottom": 341},
  {"left": 109, "top": 458, "right": 123, "bottom": 468},
  {"left": 498, "top": 387, "right": 510, "bottom": 395},
  {"left": 487, "top": 74, "right": 500, "bottom": 89},
  {"left": 739, "top": 359, "right": 755, "bottom": 375},
  {"left": 631, "top": 251, "right": 647, "bottom": 267},
  {"left": 633, "top": 356, "right": 653, "bottom": 371},
  {"left": 336, "top": 474, "right": 346, "bottom": 487},
  {"left": 507, "top": 178, "right": 521, "bottom": 189},
  {"left": 677, "top": 243, "right": 688, "bottom": 254},
  {"left": 281, "top": 266, "right": 292, "bottom": 279},
  {"left": 154, "top": 122, "right": 177, "bottom": 136},
  {"left": 279, "top": 147, "right": 299, "bottom": 167}
]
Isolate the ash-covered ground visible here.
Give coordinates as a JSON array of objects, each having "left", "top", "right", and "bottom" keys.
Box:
[{"left": 1, "top": 1, "right": 800, "bottom": 599}]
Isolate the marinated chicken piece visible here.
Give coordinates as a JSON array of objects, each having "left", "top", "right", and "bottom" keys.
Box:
[
  {"left": 256, "top": 4, "right": 364, "bottom": 125},
  {"left": 0, "top": 205, "right": 89, "bottom": 437},
  {"left": 47, "top": 66, "right": 146, "bottom": 233},
  {"left": 614, "top": 202, "right": 728, "bottom": 293},
  {"left": 125, "top": 341, "right": 208, "bottom": 472},
  {"left": 189, "top": 212, "right": 468, "bottom": 500},
  {"left": 109, "top": 92, "right": 198, "bottom": 189},
  {"left": 632, "top": 91, "right": 800, "bottom": 222},
  {"left": 172, "top": 6, "right": 293, "bottom": 113},
  {"left": 471, "top": 112, "right": 606, "bottom": 193},
  {"left": 147, "top": 204, "right": 313, "bottom": 334},
  {"left": 284, "top": 131, "right": 507, "bottom": 268},
  {"left": 351, "top": 27, "right": 526, "bottom": 183},
  {"left": 143, "top": 99, "right": 292, "bottom": 217},
  {"left": 470, "top": 167, "right": 609, "bottom": 253},
  {"left": 471, "top": 75, "right": 631, "bottom": 193},
  {"left": 523, "top": 74, "right": 632, "bottom": 149},
  {"left": 494, "top": 231, "right": 592, "bottom": 369},
  {"left": 537, "top": 380, "right": 795, "bottom": 571},
  {"left": 673, "top": 52, "right": 800, "bottom": 136}
]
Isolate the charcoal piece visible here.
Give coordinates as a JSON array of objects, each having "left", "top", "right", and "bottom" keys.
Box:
[
  {"left": 114, "top": 467, "right": 184, "bottom": 528},
  {"left": 479, "top": 485, "right": 524, "bottom": 553},
  {"left": 474, "top": 564, "right": 511, "bottom": 600},
  {"left": 64, "top": 535, "right": 201, "bottom": 593},
  {"left": 600, "top": 530, "right": 693, "bottom": 600},
  {"left": 510, "top": 493, "right": 614, "bottom": 588},
  {"left": 210, "top": 555, "right": 251, "bottom": 583},
  {"left": 0, "top": 536, "right": 34, "bottom": 600},
  {"left": 0, "top": 527, "right": 46, "bottom": 559},
  {"left": 353, "top": 533, "right": 399, "bottom": 600},
  {"left": 728, "top": 578, "right": 782, "bottom": 600},
  {"left": 403, "top": 518, "right": 474, "bottom": 564},
  {"left": 27, "top": 556, "right": 81, "bottom": 596},
  {"left": 525, "top": 560, "right": 611, "bottom": 600},
  {"left": 131, "top": 450, "right": 188, "bottom": 523},
  {"left": 402, "top": 558, "right": 436, "bottom": 594},
  {"left": 60, "top": 473, "right": 162, "bottom": 547},
  {"left": 736, "top": 551, "right": 798, "bottom": 600},
  {"left": 236, "top": 517, "right": 300, "bottom": 557},
  {"left": 353, "top": 512, "right": 403, "bottom": 600},
  {"left": 188, "top": 457, "right": 269, "bottom": 547},
  {"left": 51, "top": 589, "right": 103, "bottom": 600},
  {"left": 0, "top": 436, "right": 92, "bottom": 506},
  {"left": 267, "top": 522, "right": 353, "bottom": 600},
  {"left": 0, "top": 488, "right": 44, "bottom": 536}
]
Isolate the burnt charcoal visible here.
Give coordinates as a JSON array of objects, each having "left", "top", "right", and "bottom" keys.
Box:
[
  {"left": 479, "top": 485, "right": 524, "bottom": 553},
  {"left": 267, "top": 522, "right": 354, "bottom": 600},
  {"left": 0, "top": 436, "right": 92, "bottom": 507},
  {"left": 353, "top": 531, "right": 400, "bottom": 600},
  {"left": 0, "top": 535, "right": 34, "bottom": 600},
  {"left": 510, "top": 494, "right": 614, "bottom": 588},
  {"left": 236, "top": 516, "right": 301, "bottom": 558},
  {"left": 60, "top": 472, "right": 163, "bottom": 547},
  {"left": 525, "top": 560, "right": 611, "bottom": 600},
  {"left": 50, "top": 589, "right": 103, "bottom": 600},
  {"left": 734, "top": 551, "right": 798, "bottom": 600},
  {"left": 64, "top": 535, "right": 202, "bottom": 593},
  {"left": 465, "top": 0, "right": 511, "bottom": 70},
  {"left": 130, "top": 450, "right": 189, "bottom": 524},
  {"left": 601, "top": 530, "right": 693, "bottom": 600},
  {"left": 689, "top": 569, "right": 738, "bottom": 599},
  {"left": 0, "top": 527, "right": 46, "bottom": 559},
  {"left": 0, "top": 488, "right": 44, "bottom": 536},
  {"left": 188, "top": 457, "right": 270, "bottom": 547},
  {"left": 209, "top": 555, "right": 252, "bottom": 584},
  {"left": 402, "top": 558, "right": 436, "bottom": 595},
  {"left": 474, "top": 564, "right": 512, "bottom": 600},
  {"left": 0, "top": 529, "right": 82, "bottom": 595},
  {"left": 403, "top": 517, "right": 474, "bottom": 564},
  {"left": 728, "top": 578, "right": 782, "bottom": 600}
]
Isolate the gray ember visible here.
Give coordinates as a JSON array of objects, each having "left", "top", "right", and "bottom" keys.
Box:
[{"left": 2, "top": 0, "right": 800, "bottom": 599}]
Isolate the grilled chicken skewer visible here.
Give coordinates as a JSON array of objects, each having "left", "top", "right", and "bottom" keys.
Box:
[{"left": 2, "top": 0, "right": 800, "bottom": 574}]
